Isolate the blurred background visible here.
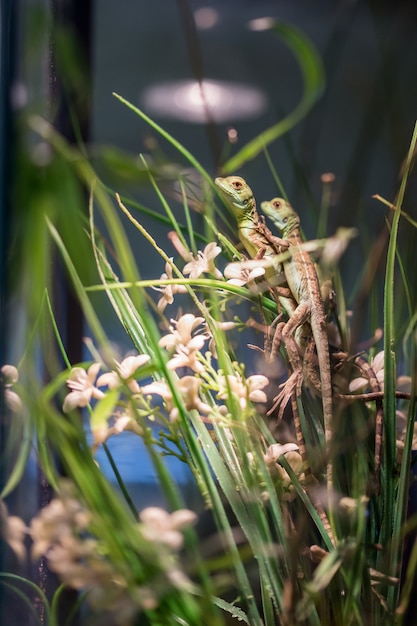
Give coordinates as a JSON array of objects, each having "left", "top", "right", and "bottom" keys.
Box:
[{"left": 1, "top": 0, "right": 417, "bottom": 623}]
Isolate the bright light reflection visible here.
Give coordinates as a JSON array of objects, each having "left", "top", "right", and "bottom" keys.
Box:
[
  {"left": 247, "top": 17, "right": 276, "bottom": 32},
  {"left": 141, "top": 79, "right": 267, "bottom": 124},
  {"left": 194, "top": 7, "right": 219, "bottom": 30}
]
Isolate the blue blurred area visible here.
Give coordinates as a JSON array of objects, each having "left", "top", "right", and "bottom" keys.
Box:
[{"left": 90, "top": 426, "right": 202, "bottom": 512}]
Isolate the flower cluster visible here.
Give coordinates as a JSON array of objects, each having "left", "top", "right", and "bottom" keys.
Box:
[
  {"left": 61, "top": 302, "right": 271, "bottom": 449},
  {"left": 27, "top": 483, "right": 196, "bottom": 620},
  {"left": 158, "top": 314, "right": 209, "bottom": 373},
  {"left": 154, "top": 236, "right": 272, "bottom": 311},
  {"left": 62, "top": 354, "right": 153, "bottom": 448}
]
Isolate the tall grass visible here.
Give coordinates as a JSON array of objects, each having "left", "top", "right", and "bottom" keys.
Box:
[{"left": 1, "top": 21, "right": 416, "bottom": 626}]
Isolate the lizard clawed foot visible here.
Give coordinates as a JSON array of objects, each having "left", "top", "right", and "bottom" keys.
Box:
[
  {"left": 267, "top": 370, "right": 303, "bottom": 419},
  {"left": 246, "top": 318, "right": 270, "bottom": 333},
  {"left": 247, "top": 316, "right": 285, "bottom": 363}
]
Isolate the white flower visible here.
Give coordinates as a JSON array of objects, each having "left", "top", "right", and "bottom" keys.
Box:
[
  {"left": 218, "top": 373, "right": 269, "bottom": 409},
  {"left": 141, "top": 380, "right": 172, "bottom": 400},
  {"left": 142, "top": 376, "right": 211, "bottom": 422},
  {"left": 29, "top": 485, "right": 189, "bottom": 617},
  {"left": 170, "top": 376, "right": 212, "bottom": 421},
  {"left": 349, "top": 351, "right": 385, "bottom": 392},
  {"left": 247, "top": 375, "right": 270, "bottom": 403},
  {"left": 1, "top": 364, "right": 19, "bottom": 384},
  {"left": 159, "top": 314, "right": 209, "bottom": 373},
  {"left": 139, "top": 506, "right": 196, "bottom": 550},
  {"left": 264, "top": 442, "right": 300, "bottom": 465},
  {"left": 1, "top": 364, "right": 22, "bottom": 412},
  {"left": 153, "top": 259, "right": 187, "bottom": 312},
  {"left": 0, "top": 501, "right": 27, "bottom": 561},
  {"left": 159, "top": 314, "right": 207, "bottom": 350},
  {"left": 396, "top": 376, "right": 412, "bottom": 393},
  {"left": 29, "top": 489, "right": 90, "bottom": 560},
  {"left": 263, "top": 443, "right": 304, "bottom": 500},
  {"left": 224, "top": 260, "right": 267, "bottom": 289},
  {"left": 63, "top": 363, "right": 105, "bottom": 412},
  {"left": 97, "top": 354, "right": 150, "bottom": 393},
  {"left": 183, "top": 242, "right": 222, "bottom": 279}
]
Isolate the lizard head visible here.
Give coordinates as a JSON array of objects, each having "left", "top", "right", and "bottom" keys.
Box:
[
  {"left": 261, "top": 197, "right": 300, "bottom": 235},
  {"left": 214, "top": 176, "right": 256, "bottom": 217}
]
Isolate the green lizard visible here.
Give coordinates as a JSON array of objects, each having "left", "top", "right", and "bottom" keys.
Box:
[
  {"left": 215, "top": 177, "right": 336, "bottom": 543},
  {"left": 214, "top": 176, "right": 319, "bottom": 367},
  {"left": 214, "top": 175, "right": 315, "bottom": 354},
  {"left": 261, "top": 197, "right": 334, "bottom": 488},
  {"left": 215, "top": 174, "right": 326, "bottom": 431},
  {"left": 214, "top": 175, "right": 291, "bottom": 299}
]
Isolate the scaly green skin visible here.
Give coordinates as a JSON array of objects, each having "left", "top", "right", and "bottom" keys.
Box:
[
  {"left": 214, "top": 175, "right": 294, "bottom": 311},
  {"left": 261, "top": 197, "right": 333, "bottom": 488},
  {"left": 215, "top": 176, "right": 283, "bottom": 263},
  {"left": 214, "top": 176, "right": 317, "bottom": 360}
]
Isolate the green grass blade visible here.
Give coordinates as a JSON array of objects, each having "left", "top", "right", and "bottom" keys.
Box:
[
  {"left": 221, "top": 21, "right": 325, "bottom": 173},
  {"left": 46, "top": 218, "right": 109, "bottom": 350},
  {"left": 382, "top": 122, "right": 417, "bottom": 604},
  {"left": 0, "top": 573, "right": 50, "bottom": 625},
  {"left": 112, "top": 93, "right": 213, "bottom": 185}
]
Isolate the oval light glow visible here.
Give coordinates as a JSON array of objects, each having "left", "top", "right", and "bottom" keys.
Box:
[{"left": 141, "top": 79, "right": 267, "bottom": 124}]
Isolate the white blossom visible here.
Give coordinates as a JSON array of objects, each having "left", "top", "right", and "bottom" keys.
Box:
[
  {"left": 139, "top": 506, "right": 196, "bottom": 550},
  {"left": 97, "top": 354, "right": 150, "bottom": 393},
  {"left": 217, "top": 373, "right": 268, "bottom": 409},
  {"left": 159, "top": 314, "right": 209, "bottom": 373},
  {"left": 182, "top": 242, "right": 223, "bottom": 279},
  {"left": 142, "top": 375, "right": 211, "bottom": 422},
  {"left": 349, "top": 351, "right": 385, "bottom": 392},
  {"left": 224, "top": 259, "right": 267, "bottom": 289},
  {"left": 153, "top": 259, "right": 187, "bottom": 312},
  {"left": 63, "top": 363, "right": 104, "bottom": 412},
  {"left": 263, "top": 443, "right": 304, "bottom": 501},
  {"left": 0, "top": 501, "right": 27, "bottom": 561}
]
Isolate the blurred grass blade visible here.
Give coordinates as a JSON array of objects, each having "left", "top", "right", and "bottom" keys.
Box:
[
  {"left": 46, "top": 218, "right": 109, "bottom": 350},
  {"left": 221, "top": 21, "right": 325, "bottom": 173},
  {"left": 112, "top": 93, "right": 213, "bottom": 186},
  {"left": 211, "top": 596, "right": 250, "bottom": 625},
  {"left": 382, "top": 121, "right": 417, "bottom": 601}
]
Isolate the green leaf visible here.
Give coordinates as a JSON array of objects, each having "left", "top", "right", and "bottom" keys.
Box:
[{"left": 211, "top": 596, "right": 250, "bottom": 624}]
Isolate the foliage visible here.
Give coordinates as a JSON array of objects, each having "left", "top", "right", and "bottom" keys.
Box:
[{"left": 1, "top": 19, "right": 417, "bottom": 626}]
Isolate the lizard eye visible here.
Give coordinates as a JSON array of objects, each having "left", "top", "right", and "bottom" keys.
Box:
[
  {"left": 273, "top": 200, "right": 281, "bottom": 209},
  {"left": 232, "top": 181, "right": 242, "bottom": 189}
]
